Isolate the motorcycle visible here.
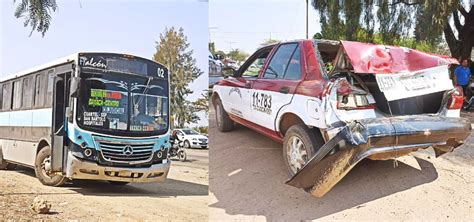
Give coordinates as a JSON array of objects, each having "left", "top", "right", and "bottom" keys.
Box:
[{"left": 169, "top": 138, "right": 187, "bottom": 162}]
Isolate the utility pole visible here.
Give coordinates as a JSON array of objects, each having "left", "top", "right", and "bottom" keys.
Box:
[
  {"left": 306, "top": 0, "right": 309, "bottom": 39},
  {"left": 226, "top": 41, "right": 236, "bottom": 51}
]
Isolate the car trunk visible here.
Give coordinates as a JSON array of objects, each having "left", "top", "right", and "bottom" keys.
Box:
[
  {"left": 288, "top": 40, "right": 470, "bottom": 198},
  {"left": 317, "top": 40, "right": 461, "bottom": 118},
  {"left": 355, "top": 74, "right": 446, "bottom": 115}
]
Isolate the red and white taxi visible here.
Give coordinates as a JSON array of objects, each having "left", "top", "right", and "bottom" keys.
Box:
[{"left": 212, "top": 39, "right": 471, "bottom": 197}]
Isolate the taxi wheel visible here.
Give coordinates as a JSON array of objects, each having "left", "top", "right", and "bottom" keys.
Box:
[
  {"left": 34, "top": 146, "right": 67, "bottom": 187},
  {"left": 282, "top": 124, "right": 324, "bottom": 177},
  {"left": 215, "top": 98, "right": 234, "bottom": 132}
]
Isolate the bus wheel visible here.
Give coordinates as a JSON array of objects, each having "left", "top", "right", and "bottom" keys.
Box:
[
  {"left": 108, "top": 181, "right": 129, "bottom": 186},
  {"left": 34, "top": 146, "right": 66, "bottom": 186}
]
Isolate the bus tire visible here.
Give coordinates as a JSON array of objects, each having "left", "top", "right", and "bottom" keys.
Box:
[
  {"left": 108, "top": 181, "right": 129, "bottom": 186},
  {"left": 282, "top": 124, "right": 324, "bottom": 177},
  {"left": 34, "top": 146, "right": 67, "bottom": 187},
  {"left": 215, "top": 98, "right": 234, "bottom": 132}
]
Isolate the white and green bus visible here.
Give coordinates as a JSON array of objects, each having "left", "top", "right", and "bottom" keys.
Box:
[{"left": 0, "top": 52, "right": 171, "bottom": 186}]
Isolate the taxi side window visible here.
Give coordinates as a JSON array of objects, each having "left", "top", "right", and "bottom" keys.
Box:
[
  {"left": 284, "top": 45, "right": 301, "bottom": 80},
  {"left": 242, "top": 54, "right": 269, "bottom": 77},
  {"left": 263, "top": 43, "right": 299, "bottom": 79}
]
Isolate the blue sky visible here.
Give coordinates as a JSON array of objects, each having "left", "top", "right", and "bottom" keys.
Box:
[
  {"left": 0, "top": 0, "right": 208, "bottom": 127},
  {"left": 210, "top": 0, "right": 321, "bottom": 54}
]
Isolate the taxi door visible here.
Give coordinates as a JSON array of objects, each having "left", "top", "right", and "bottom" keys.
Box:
[
  {"left": 217, "top": 45, "right": 274, "bottom": 121},
  {"left": 249, "top": 42, "right": 304, "bottom": 131}
]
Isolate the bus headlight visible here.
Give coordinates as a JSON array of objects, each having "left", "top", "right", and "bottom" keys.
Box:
[
  {"left": 84, "top": 149, "right": 92, "bottom": 157},
  {"left": 156, "top": 145, "right": 167, "bottom": 159},
  {"left": 81, "top": 142, "right": 88, "bottom": 149}
]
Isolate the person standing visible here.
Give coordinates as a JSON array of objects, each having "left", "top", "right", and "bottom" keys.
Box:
[{"left": 454, "top": 58, "right": 472, "bottom": 110}]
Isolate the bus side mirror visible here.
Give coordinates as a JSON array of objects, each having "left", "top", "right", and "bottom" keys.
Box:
[{"left": 70, "top": 77, "right": 81, "bottom": 98}]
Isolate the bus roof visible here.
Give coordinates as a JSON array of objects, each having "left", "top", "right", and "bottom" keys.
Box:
[
  {"left": 0, "top": 51, "right": 162, "bottom": 83},
  {"left": 0, "top": 53, "right": 78, "bottom": 82}
]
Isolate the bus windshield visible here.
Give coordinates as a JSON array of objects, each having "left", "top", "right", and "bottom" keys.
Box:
[{"left": 77, "top": 72, "right": 168, "bottom": 136}]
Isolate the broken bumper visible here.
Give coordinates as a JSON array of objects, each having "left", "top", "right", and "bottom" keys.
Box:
[
  {"left": 286, "top": 115, "right": 471, "bottom": 197},
  {"left": 65, "top": 152, "right": 171, "bottom": 183}
]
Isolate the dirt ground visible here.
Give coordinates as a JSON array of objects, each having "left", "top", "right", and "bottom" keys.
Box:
[
  {"left": 0, "top": 148, "right": 209, "bottom": 221},
  {"left": 209, "top": 108, "right": 474, "bottom": 221}
]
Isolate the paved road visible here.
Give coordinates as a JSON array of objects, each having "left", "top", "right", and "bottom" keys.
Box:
[
  {"left": 209, "top": 108, "right": 474, "bottom": 221},
  {"left": 0, "top": 148, "right": 209, "bottom": 221}
]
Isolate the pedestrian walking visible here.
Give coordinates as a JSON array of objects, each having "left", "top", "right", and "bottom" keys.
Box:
[{"left": 454, "top": 58, "right": 472, "bottom": 110}]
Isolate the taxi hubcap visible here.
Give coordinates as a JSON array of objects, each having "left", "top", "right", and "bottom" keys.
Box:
[{"left": 287, "top": 136, "right": 307, "bottom": 173}]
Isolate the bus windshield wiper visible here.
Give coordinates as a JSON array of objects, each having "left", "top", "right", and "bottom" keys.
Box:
[{"left": 134, "top": 77, "right": 153, "bottom": 107}]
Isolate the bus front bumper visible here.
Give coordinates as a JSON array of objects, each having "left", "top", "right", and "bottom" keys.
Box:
[{"left": 65, "top": 152, "right": 170, "bottom": 183}]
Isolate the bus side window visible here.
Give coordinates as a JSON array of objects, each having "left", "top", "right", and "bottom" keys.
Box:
[
  {"left": 2, "top": 83, "right": 12, "bottom": 110},
  {"left": 45, "top": 70, "right": 55, "bottom": 107},
  {"left": 12, "top": 80, "right": 23, "bottom": 110},
  {"left": 22, "top": 76, "right": 34, "bottom": 109},
  {"left": 35, "top": 73, "right": 46, "bottom": 108}
]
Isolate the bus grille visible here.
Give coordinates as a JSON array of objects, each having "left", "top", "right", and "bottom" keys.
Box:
[{"left": 96, "top": 141, "right": 154, "bottom": 164}]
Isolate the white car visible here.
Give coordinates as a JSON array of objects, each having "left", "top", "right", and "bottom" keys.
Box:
[{"left": 173, "top": 129, "right": 209, "bottom": 149}]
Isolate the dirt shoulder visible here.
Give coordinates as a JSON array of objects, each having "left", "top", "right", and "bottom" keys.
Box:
[
  {"left": 0, "top": 149, "right": 209, "bottom": 221},
  {"left": 209, "top": 109, "right": 474, "bottom": 221}
]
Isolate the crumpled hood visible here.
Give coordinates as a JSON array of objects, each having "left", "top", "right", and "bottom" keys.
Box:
[{"left": 335, "top": 40, "right": 459, "bottom": 74}]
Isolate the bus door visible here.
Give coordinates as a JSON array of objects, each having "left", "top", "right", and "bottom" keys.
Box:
[{"left": 50, "top": 73, "right": 70, "bottom": 172}]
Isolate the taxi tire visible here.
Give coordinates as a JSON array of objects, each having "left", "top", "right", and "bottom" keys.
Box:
[
  {"left": 282, "top": 124, "right": 324, "bottom": 177},
  {"left": 215, "top": 98, "right": 234, "bottom": 132},
  {"left": 35, "top": 146, "right": 67, "bottom": 187}
]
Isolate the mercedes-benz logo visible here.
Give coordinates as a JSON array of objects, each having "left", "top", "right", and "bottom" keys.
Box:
[{"left": 123, "top": 145, "right": 134, "bottom": 156}]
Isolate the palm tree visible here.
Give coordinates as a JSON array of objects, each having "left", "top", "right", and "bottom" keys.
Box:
[{"left": 13, "top": 0, "right": 58, "bottom": 36}]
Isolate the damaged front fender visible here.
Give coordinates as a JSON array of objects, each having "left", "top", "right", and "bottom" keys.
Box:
[{"left": 286, "top": 116, "right": 471, "bottom": 197}]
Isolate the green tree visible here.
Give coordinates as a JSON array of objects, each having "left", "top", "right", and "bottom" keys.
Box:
[
  {"left": 226, "top": 48, "right": 249, "bottom": 62},
  {"left": 193, "top": 126, "right": 208, "bottom": 135},
  {"left": 13, "top": 0, "right": 58, "bottom": 36},
  {"left": 192, "top": 90, "right": 209, "bottom": 116},
  {"left": 312, "top": 0, "right": 474, "bottom": 59},
  {"left": 209, "top": 42, "right": 216, "bottom": 54},
  {"left": 260, "top": 38, "right": 280, "bottom": 47},
  {"left": 153, "top": 27, "right": 203, "bottom": 128},
  {"left": 214, "top": 50, "right": 226, "bottom": 59}
]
